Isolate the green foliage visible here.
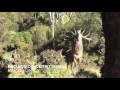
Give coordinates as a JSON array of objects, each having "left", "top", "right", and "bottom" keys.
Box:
[
  {"left": 54, "top": 12, "right": 104, "bottom": 52},
  {"left": 54, "top": 29, "right": 69, "bottom": 50},
  {"left": 0, "top": 12, "right": 18, "bottom": 32},
  {"left": 2, "top": 52, "right": 10, "bottom": 60},
  {"left": 9, "top": 12, "right": 33, "bottom": 23},
  {"left": 30, "top": 22, "right": 51, "bottom": 51},
  {"left": 76, "top": 69, "right": 99, "bottom": 78},
  {"left": 0, "top": 42, "right": 3, "bottom": 55},
  {"left": 32, "top": 69, "right": 42, "bottom": 78},
  {"left": 62, "top": 13, "right": 70, "bottom": 25},
  {"left": 82, "top": 52, "right": 104, "bottom": 67},
  {"left": 0, "top": 12, "right": 104, "bottom": 78},
  {"left": 39, "top": 49, "right": 65, "bottom": 65},
  {"left": 11, "top": 49, "right": 36, "bottom": 65},
  {"left": 46, "top": 68, "right": 73, "bottom": 78},
  {"left": 3, "top": 33, "right": 28, "bottom": 52},
  {"left": 0, "top": 13, "right": 19, "bottom": 51},
  {"left": 39, "top": 12, "right": 50, "bottom": 20},
  {"left": 14, "top": 32, "right": 32, "bottom": 43},
  {"left": 74, "top": 61, "right": 101, "bottom": 78},
  {"left": 10, "top": 31, "right": 32, "bottom": 51}
]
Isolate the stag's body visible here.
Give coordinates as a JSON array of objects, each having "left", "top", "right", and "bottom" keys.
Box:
[
  {"left": 65, "top": 30, "right": 90, "bottom": 74},
  {"left": 65, "top": 49, "right": 74, "bottom": 68},
  {"left": 72, "top": 30, "right": 83, "bottom": 72},
  {"left": 65, "top": 30, "right": 83, "bottom": 74}
]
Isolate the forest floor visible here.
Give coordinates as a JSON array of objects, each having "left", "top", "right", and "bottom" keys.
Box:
[
  {"left": 7, "top": 62, "right": 101, "bottom": 78},
  {"left": 65, "top": 63, "right": 101, "bottom": 78}
]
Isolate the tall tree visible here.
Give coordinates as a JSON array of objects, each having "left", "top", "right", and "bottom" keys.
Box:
[
  {"left": 102, "top": 12, "right": 120, "bottom": 78},
  {"left": 49, "top": 12, "right": 71, "bottom": 49}
]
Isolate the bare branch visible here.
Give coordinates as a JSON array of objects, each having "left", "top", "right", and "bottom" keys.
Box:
[{"left": 49, "top": 12, "right": 52, "bottom": 22}]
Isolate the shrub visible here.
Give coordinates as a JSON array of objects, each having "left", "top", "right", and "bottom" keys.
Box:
[
  {"left": 8, "top": 50, "right": 40, "bottom": 78},
  {"left": 30, "top": 22, "right": 52, "bottom": 51},
  {"left": 9, "top": 69, "right": 42, "bottom": 78},
  {"left": 0, "top": 42, "right": 3, "bottom": 55},
  {"left": 82, "top": 51, "right": 104, "bottom": 67},
  {"left": 11, "top": 49, "right": 37, "bottom": 64},
  {"left": 76, "top": 62, "right": 101, "bottom": 78},
  {"left": 31, "top": 69, "right": 42, "bottom": 78},
  {"left": 45, "top": 68, "right": 73, "bottom": 78},
  {"left": 2, "top": 52, "right": 11, "bottom": 61},
  {"left": 39, "top": 49, "right": 66, "bottom": 65},
  {"left": 76, "top": 69, "right": 99, "bottom": 78},
  {"left": 10, "top": 31, "right": 33, "bottom": 52}
]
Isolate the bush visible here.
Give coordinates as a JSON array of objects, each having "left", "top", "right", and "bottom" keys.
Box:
[
  {"left": 82, "top": 52, "right": 104, "bottom": 67},
  {"left": 9, "top": 68, "right": 73, "bottom": 78},
  {"left": 0, "top": 13, "right": 19, "bottom": 53},
  {"left": 39, "top": 49, "right": 66, "bottom": 65},
  {"left": 30, "top": 22, "right": 52, "bottom": 51},
  {"left": 0, "top": 43, "right": 3, "bottom": 55},
  {"left": 76, "top": 69, "right": 99, "bottom": 78},
  {"left": 45, "top": 68, "right": 73, "bottom": 78},
  {"left": 31, "top": 69, "right": 42, "bottom": 78},
  {"left": 8, "top": 50, "right": 39, "bottom": 78},
  {"left": 76, "top": 62, "right": 101, "bottom": 78},
  {"left": 2, "top": 52, "right": 11, "bottom": 61},
  {"left": 54, "top": 28, "right": 71, "bottom": 50},
  {"left": 10, "top": 31, "right": 33, "bottom": 52},
  {"left": 2, "top": 49, "right": 37, "bottom": 68}
]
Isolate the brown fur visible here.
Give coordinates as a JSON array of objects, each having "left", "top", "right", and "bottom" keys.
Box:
[{"left": 65, "top": 30, "right": 84, "bottom": 74}]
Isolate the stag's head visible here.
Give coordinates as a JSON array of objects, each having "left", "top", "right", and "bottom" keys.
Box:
[
  {"left": 71, "top": 29, "right": 91, "bottom": 43},
  {"left": 76, "top": 29, "right": 82, "bottom": 41},
  {"left": 64, "top": 28, "right": 91, "bottom": 45}
]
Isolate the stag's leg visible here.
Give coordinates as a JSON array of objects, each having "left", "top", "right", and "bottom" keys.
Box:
[
  {"left": 71, "top": 60, "right": 75, "bottom": 75},
  {"left": 71, "top": 58, "right": 75, "bottom": 74},
  {"left": 67, "top": 63, "right": 69, "bottom": 69},
  {"left": 71, "top": 58, "right": 78, "bottom": 75},
  {"left": 74, "top": 54, "right": 82, "bottom": 68},
  {"left": 74, "top": 55, "right": 79, "bottom": 68},
  {"left": 66, "top": 58, "right": 72, "bottom": 69},
  {"left": 74, "top": 58, "right": 78, "bottom": 68},
  {"left": 78, "top": 58, "right": 82, "bottom": 68},
  {"left": 67, "top": 59, "right": 69, "bottom": 69}
]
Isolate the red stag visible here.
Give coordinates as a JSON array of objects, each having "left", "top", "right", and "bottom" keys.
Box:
[{"left": 65, "top": 29, "right": 91, "bottom": 74}]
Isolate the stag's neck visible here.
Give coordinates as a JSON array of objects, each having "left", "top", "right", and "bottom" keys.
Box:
[
  {"left": 73, "top": 38, "right": 83, "bottom": 53},
  {"left": 77, "top": 39, "right": 83, "bottom": 47},
  {"left": 76, "top": 41, "right": 83, "bottom": 49}
]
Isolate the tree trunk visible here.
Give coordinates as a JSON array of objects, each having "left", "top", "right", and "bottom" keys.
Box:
[
  {"left": 102, "top": 12, "right": 120, "bottom": 78},
  {"left": 52, "top": 12, "right": 55, "bottom": 49}
]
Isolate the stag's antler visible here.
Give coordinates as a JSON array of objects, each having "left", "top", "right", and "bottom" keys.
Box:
[
  {"left": 82, "top": 33, "right": 91, "bottom": 41},
  {"left": 69, "top": 28, "right": 77, "bottom": 35},
  {"left": 81, "top": 30, "right": 85, "bottom": 35},
  {"left": 70, "top": 30, "right": 75, "bottom": 35},
  {"left": 81, "top": 30, "right": 91, "bottom": 45}
]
